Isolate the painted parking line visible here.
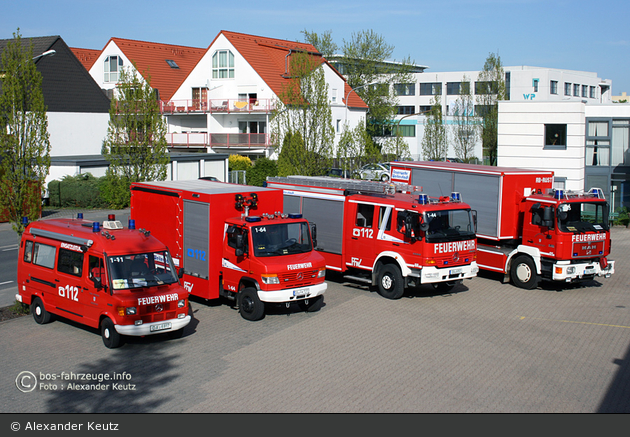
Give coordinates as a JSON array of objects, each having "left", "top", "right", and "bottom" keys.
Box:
[
  {"left": 1, "top": 245, "right": 18, "bottom": 251},
  {"left": 1, "top": 281, "right": 14, "bottom": 286},
  {"left": 520, "top": 316, "right": 630, "bottom": 329}
]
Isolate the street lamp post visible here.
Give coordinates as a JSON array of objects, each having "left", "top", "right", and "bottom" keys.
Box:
[{"left": 32, "top": 50, "right": 55, "bottom": 61}]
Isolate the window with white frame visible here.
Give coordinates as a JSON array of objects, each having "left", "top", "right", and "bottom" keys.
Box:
[
  {"left": 586, "top": 120, "right": 611, "bottom": 166},
  {"left": 564, "top": 83, "right": 571, "bottom": 96},
  {"left": 394, "top": 83, "right": 415, "bottom": 96},
  {"left": 582, "top": 85, "right": 588, "bottom": 98},
  {"left": 590, "top": 86, "right": 596, "bottom": 99},
  {"left": 104, "top": 55, "right": 123, "bottom": 83},
  {"left": 573, "top": 84, "right": 580, "bottom": 97},
  {"left": 550, "top": 80, "right": 558, "bottom": 95},
  {"left": 212, "top": 50, "right": 235, "bottom": 79}
]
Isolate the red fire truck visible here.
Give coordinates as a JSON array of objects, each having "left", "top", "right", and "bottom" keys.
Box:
[
  {"left": 265, "top": 176, "right": 479, "bottom": 299},
  {"left": 130, "top": 180, "right": 327, "bottom": 321},
  {"left": 389, "top": 161, "right": 615, "bottom": 288},
  {"left": 16, "top": 214, "right": 191, "bottom": 348}
]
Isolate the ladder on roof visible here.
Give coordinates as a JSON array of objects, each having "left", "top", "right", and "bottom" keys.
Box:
[{"left": 266, "top": 176, "right": 422, "bottom": 195}]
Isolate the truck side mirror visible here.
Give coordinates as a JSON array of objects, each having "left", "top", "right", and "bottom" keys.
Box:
[
  {"left": 471, "top": 210, "right": 478, "bottom": 233},
  {"left": 542, "top": 206, "right": 554, "bottom": 228},
  {"left": 178, "top": 268, "right": 185, "bottom": 279},
  {"left": 235, "top": 234, "right": 245, "bottom": 257},
  {"left": 310, "top": 223, "right": 317, "bottom": 249}
]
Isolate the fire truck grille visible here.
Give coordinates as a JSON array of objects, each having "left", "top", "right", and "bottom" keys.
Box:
[
  {"left": 139, "top": 302, "right": 177, "bottom": 324},
  {"left": 278, "top": 270, "right": 319, "bottom": 289}
]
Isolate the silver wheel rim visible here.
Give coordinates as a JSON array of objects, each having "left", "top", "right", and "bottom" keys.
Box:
[
  {"left": 382, "top": 275, "right": 393, "bottom": 290},
  {"left": 515, "top": 263, "right": 532, "bottom": 283}
]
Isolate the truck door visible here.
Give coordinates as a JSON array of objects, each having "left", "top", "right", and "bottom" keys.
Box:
[
  {"left": 223, "top": 226, "right": 250, "bottom": 294},
  {"left": 55, "top": 246, "right": 89, "bottom": 324},
  {"left": 346, "top": 202, "right": 377, "bottom": 270},
  {"left": 524, "top": 203, "right": 555, "bottom": 255},
  {"left": 83, "top": 255, "right": 107, "bottom": 326}
]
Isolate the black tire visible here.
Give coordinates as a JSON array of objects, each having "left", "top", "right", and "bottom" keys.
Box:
[
  {"left": 239, "top": 287, "right": 265, "bottom": 321},
  {"left": 100, "top": 317, "right": 122, "bottom": 349},
  {"left": 31, "top": 297, "right": 52, "bottom": 325},
  {"left": 510, "top": 256, "right": 539, "bottom": 289},
  {"left": 298, "top": 295, "right": 324, "bottom": 312},
  {"left": 376, "top": 264, "right": 405, "bottom": 299}
]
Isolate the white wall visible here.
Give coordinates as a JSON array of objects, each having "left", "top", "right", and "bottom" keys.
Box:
[
  {"left": 497, "top": 101, "right": 587, "bottom": 190},
  {"left": 47, "top": 112, "right": 109, "bottom": 156}
]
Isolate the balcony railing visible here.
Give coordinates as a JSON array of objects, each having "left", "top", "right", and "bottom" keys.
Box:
[
  {"left": 166, "top": 132, "right": 270, "bottom": 149},
  {"left": 161, "top": 98, "right": 277, "bottom": 114}
]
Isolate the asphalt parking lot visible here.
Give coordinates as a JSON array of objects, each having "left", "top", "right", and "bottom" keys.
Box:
[{"left": 1, "top": 212, "right": 629, "bottom": 413}]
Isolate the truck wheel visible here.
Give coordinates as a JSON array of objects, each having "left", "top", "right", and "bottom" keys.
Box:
[
  {"left": 510, "top": 256, "right": 539, "bottom": 289},
  {"left": 377, "top": 264, "right": 405, "bottom": 299},
  {"left": 298, "top": 295, "right": 324, "bottom": 312},
  {"left": 100, "top": 317, "right": 122, "bottom": 349},
  {"left": 31, "top": 297, "right": 52, "bottom": 324},
  {"left": 239, "top": 288, "right": 265, "bottom": 321}
]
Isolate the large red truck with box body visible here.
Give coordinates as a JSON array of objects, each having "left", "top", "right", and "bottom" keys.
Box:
[
  {"left": 389, "top": 161, "right": 615, "bottom": 288},
  {"left": 130, "top": 180, "right": 327, "bottom": 320},
  {"left": 16, "top": 214, "right": 191, "bottom": 348},
  {"left": 265, "top": 176, "right": 479, "bottom": 299}
]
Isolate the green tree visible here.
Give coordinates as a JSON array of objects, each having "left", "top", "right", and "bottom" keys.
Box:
[
  {"left": 421, "top": 93, "right": 447, "bottom": 161},
  {"left": 246, "top": 157, "right": 277, "bottom": 186},
  {"left": 301, "top": 30, "right": 339, "bottom": 59},
  {"left": 272, "top": 51, "right": 334, "bottom": 176},
  {"left": 101, "top": 66, "right": 169, "bottom": 208},
  {"left": 450, "top": 75, "right": 480, "bottom": 162},
  {"left": 341, "top": 30, "right": 414, "bottom": 152},
  {"left": 0, "top": 29, "right": 51, "bottom": 235},
  {"left": 476, "top": 52, "right": 507, "bottom": 166}
]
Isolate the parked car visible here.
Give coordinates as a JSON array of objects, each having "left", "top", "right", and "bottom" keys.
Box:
[
  {"left": 355, "top": 163, "right": 390, "bottom": 181},
  {"left": 326, "top": 168, "right": 353, "bottom": 178}
]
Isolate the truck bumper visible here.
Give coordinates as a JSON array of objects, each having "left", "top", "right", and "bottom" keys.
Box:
[
  {"left": 417, "top": 262, "right": 479, "bottom": 285},
  {"left": 258, "top": 282, "right": 327, "bottom": 303},
  {"left": 115, "top": 315, "right": 191, "bottom": 336},
  {"left": 551, "top": 260, "right": 615, "bottom": 282}
]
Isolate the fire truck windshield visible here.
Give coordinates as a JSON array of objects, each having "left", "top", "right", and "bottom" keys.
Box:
[
  {"left": 251, "top": 222, "right": 312, "bottom": 257},
  {"left": 557, "top": 202, "right": 609, "bottom": 233},
  {"left": 107, "top": 250, "right": 179, "bottom": 290},
  {"left": 423, "top": 209, "right": 475, "bottom": 243}
]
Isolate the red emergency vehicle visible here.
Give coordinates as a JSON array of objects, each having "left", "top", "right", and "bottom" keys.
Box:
[
  {"left": 130, "top": 180, "right": 327, "bottom": 321},
  {"left": 389, "top": 161, "right": 615, "bottom": 288},
  {"left": 16, "top": 214, "right": 191, "bottom": 348},
  {"left": 265, "top": 176, "right": 479, "bottom": 299}
]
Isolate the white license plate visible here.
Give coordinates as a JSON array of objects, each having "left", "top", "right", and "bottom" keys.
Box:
[
  {"left": 293, "top": 288, "right": 308, "bottom": 297},
  {"left": 449, "top": 268, "right": 462, "bottom": 275},
  {"left": 150, "top": 322, "right": 172, "bottom": 332},
  {"left": 584, "top": 268, "right": 596, "bottom": 275}
]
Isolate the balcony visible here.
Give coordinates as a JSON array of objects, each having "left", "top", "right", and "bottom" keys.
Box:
[
  {"left": 161, "top": 98, "right": 276, "bottom": 114},
  {"left": 166, "top": 132, "right": 271, "bottom": 149}
]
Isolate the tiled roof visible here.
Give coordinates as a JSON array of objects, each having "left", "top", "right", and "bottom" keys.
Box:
[
  {"left": 70, "top": 47, "right": 100, "bottom": 70},
  {"left": 107, "top": 37, "right": 206, "bottom": 101},
  {"left": 219, "top": 31, "right": 367, "bottom": 109}
]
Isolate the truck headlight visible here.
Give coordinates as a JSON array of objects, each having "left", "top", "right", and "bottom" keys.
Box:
[
  {"left": 261, "top": 274, "right": 280, "bottom": 284},
  {"left": 178, "top": 299, "right": 187, "bottom": 308},
  {"left": 316, "top": 268, "right": 326, "bottom": 278},
  {"left": 118, "top": 306, "right": 137, "bottom": 316}
]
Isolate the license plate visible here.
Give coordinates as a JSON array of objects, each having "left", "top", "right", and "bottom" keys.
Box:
[
  {"left": 150, "top": 322, "right": 172, "bottom": 332},
  {"left": 449, "top": 268, "right": 462, "bottom": 275},
  {"left": 293, "top": 288, "right": 308, "bottom": 297},
  {"left": 584, "top": 268, "right": 596, "bottom": 275}
]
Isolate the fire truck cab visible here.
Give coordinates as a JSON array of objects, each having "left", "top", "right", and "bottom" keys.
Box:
[
  {"left": 16, "top": 214, "right": 191, "bottom": 348},
  {"left": 266, "top": 176, "right": 479, "bottom": 299}
]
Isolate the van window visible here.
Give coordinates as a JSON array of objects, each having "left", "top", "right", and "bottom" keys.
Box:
[
  {"left": 23, "top": 240, "right": 33, "bottom": 263},
  {"left": 33, "top": 243, "right": 56, "bottom": 269},
  {"left": 58, "top": 248, "right": 84, "bottom": 277},
  {"left": 356, "top": 204, "right": 374, "bottom": 228}
]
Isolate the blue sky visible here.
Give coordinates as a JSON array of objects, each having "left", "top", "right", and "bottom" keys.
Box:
[{"left": 4, "top": 0, "right": 629, "bottom": 95}]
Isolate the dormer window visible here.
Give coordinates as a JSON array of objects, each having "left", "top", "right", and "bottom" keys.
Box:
[
  {"left": 212, "top": 50, "right": 234, "bottom": 79},
  {"left": 104, "top": 55, "right": 123, "bottom": 83}
]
